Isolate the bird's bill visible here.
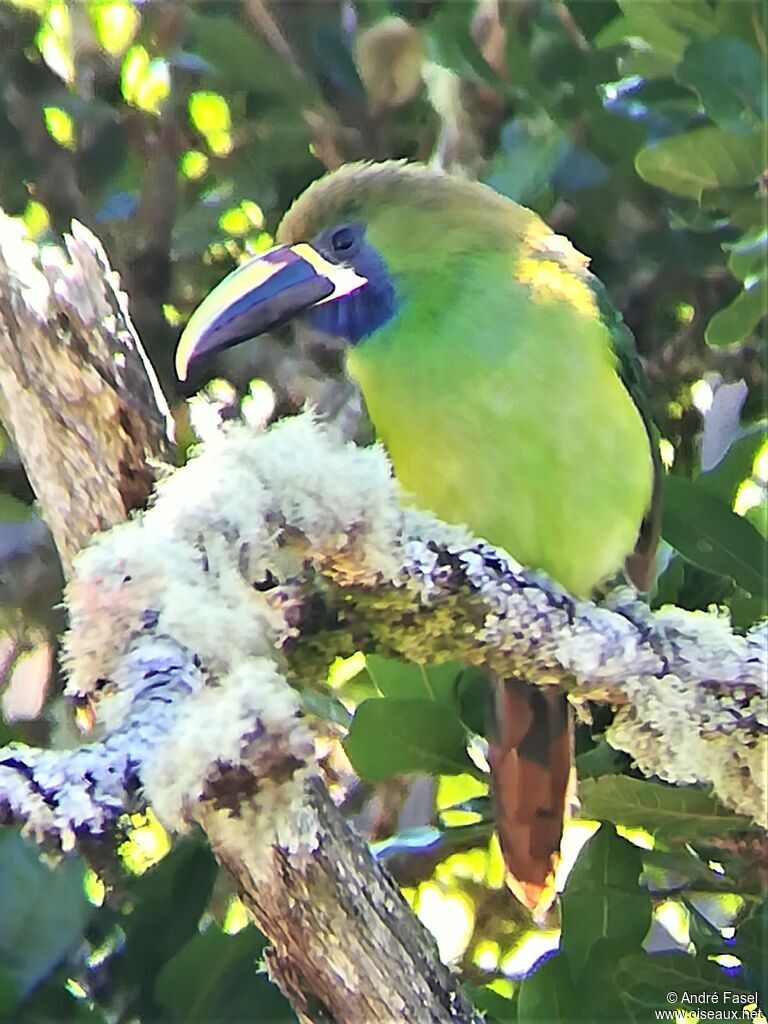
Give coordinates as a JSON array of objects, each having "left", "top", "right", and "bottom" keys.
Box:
[{"left": 175, "top": 243, "right": 368, "bottom": 380}]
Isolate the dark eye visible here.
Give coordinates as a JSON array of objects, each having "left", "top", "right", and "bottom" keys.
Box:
[{"left": 330, "top": 226, "right": 356, "bottom": 254}]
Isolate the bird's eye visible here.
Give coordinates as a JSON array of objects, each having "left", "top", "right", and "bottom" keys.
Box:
[{"left": 330, "top": 226, "right": 356, "bottom": 254}]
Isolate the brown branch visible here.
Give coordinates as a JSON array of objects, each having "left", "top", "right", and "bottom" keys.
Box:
[{"left": 0, "top": 216, "right": 173, "bottom": 574}]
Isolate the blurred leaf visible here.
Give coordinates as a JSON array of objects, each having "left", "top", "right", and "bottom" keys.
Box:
[
  {"left": 597, "top": 0, "right": 717, "bottom": 62},
  {"left": 705, "top": 276, "right": 767, "bottom": 347},
  {"left": 698, "top": 428, "right": 767, "bottom": 505},
  {"left": 635, "top": 126, "right": 764, "bottom": 201},
  {"left": 0, "top": 493, "right": 34, "bottom": 522},
  {"left": 344, "top": 698, "right": 475, "bottom": 782},
  {"left": 0, "top": 831, "right": 91, "bottom": 999},
  {"left": 188, "top": 13, "right": 312, "bottom": 103},
  {"left": 484, "top": 119, "right": 565, "bottom": 205},
  {"left": 156, "top": 924, "right": 294, "bottom": 1023},
  {"left": 455, "top": 665, "right": 488, "bottom": 736},
  {"left": 0, "top": 967, "right": 18, "bottom": 1018},
  {"left": 616, "top": 0, "right": 717, "bottom": 40},
  {"left": 425, "top": 2, "right": 506, "bottom": 93},
  {"left": 677, "top": 37, "right": 767, "bottom": 132},
  {"left": 173, "top": 191, "right": 233, "bottom": 260},
  {"left": 561, "top": 825, "right": 651, "bottom": 980},
  {"left": 580, "top": 777, "right": 751, "bottom": 842},
  {"left": 736, "top": 897, "right": 768, "bottom": 1010},
  {"left": 575, "top": 738, "right": 626, "bottom": 779},
  {"left": 652, "top": 553, "right": 685, "bottom": 608},
  {"left": 662, "top": 474, "right": 767, "bottom": 600}
]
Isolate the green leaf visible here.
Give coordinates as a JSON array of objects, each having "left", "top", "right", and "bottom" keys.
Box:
[
  {"left": 117, "top": 839, "right": 218, "bottom": 1011},
  {"left": 652, "top": 553, "right": 685, "bottom": 608},
  {"left": 517, "top": 954, "right": 577, "bottom": 1022},
  {"left": 455, "top": 666, "right": 489, "bottom": 736},
  {"left": 465, "top": 983, "right": 517, "bottom": 1021},
  {"left": 641, "top": 849, "right": 732, "bottom": 893},
  {"left": 662, "top": 474, "right": 767, "bottom": 600},
  {"left": 579, "top": 777, "right": 752, "bottom": 843},
  {"left": 677, "top": 38, "right": 767, "bottom": 132},
  {"left": 575, "top": 738, "right": 626, "bottom": 779},
  {"left": 705, "top": 276, "right": 768, "bottom": 347},
  {"left": 300, "top": 688, "right": 352, "bottom": 726},
  {"left": 615, "top": 952, "right": 754, "bottom": 1016},
  {"left": 0, "top": 493, "right": 34, "bottom": 522},
  {"left": 0, "top": 831, "right": 91, "bottom": 999},
  {"left": 598, "top": 1, "right": 716, "bottom": 60},
  {"left": 344, "top": 698, "right": 476, "bottom": 782},
  {"left": 561, "top": 824, "right": 651, "bottom": 980},
  {"left": 635, "top": 126, "right": 764, "bottom": 201},
  {"left": 363, "top": 655, "right": 462, "bottom": 704},
  {"left": 726, "top": 227, "right": 768, "bottom": 283},
  {"left": 0, "top": 969, "right": 18, "bottom": 1019},
  {"left": 155, "top": 924, "right": 294, "bottom": 1022},
  {"left": 736, "top": 897, "right": 768, "bottom": 1010}
]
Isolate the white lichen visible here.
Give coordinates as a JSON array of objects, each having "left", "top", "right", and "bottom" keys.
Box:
[{"left": 1, "top": 412, "right": 765, "bottom": 846}]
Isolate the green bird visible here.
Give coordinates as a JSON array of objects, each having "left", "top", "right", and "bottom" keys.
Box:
[{"left": 176, "top": 162, "right": 660, "bottom": 911}]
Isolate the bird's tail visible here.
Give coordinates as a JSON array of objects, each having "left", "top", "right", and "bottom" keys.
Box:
[{"left": 487, "top": 677, "right": 573, "bottom": 915}]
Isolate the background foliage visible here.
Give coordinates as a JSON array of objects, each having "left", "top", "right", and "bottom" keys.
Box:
[{"left": 0, "top": 1, "right": 765, "bottom": 1021}]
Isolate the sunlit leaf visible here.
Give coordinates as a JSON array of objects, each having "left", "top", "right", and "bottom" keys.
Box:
[
  {"left": 344, "top": 698, "right": 475, "bottom": 781},
  {"left": 90, "top": 0, "right": 140, "bottom": 57},
  {"left": 42, "top": 106, "right": 75, "bottom": 149}
]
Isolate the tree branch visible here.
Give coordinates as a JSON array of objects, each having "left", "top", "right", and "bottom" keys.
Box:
[
  {"left": 0, "top": 212, "right": 764, "bottom": 1023},
  {"left": 0, "top": 214, "right": 173, "bottom": 573},
  {"left": 0, "top": 213, "right": 483, "bottom": 1024}
]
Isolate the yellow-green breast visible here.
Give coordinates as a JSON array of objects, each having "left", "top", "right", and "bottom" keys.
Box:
[{"left": 347, "top": 245, "right": 654, "bottom": 597}]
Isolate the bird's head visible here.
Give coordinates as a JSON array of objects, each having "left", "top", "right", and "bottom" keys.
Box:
[{"left": 175, "top": 161, "right": 539, "bottom": 381}]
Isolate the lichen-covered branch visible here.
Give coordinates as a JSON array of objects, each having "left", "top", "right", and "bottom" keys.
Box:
[
  {"left": 0, "top": 213, "right": 765, "bottom": 1023},
  {"left": 52, "top": 414, "right": 765, "bottom": 831}
]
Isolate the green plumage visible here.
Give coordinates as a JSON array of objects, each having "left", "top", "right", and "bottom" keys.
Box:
[{"left": 279, "top": 163, "right": 658, "bottom": 596}]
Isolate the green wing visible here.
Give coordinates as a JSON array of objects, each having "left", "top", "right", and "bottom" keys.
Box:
[{"left": 589, "top": 278, "right": 663, "bottom": 591}]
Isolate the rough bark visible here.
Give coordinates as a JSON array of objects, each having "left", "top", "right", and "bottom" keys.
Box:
[{"left": 0, "top": 215, "right": 173, "bottom": 573}]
